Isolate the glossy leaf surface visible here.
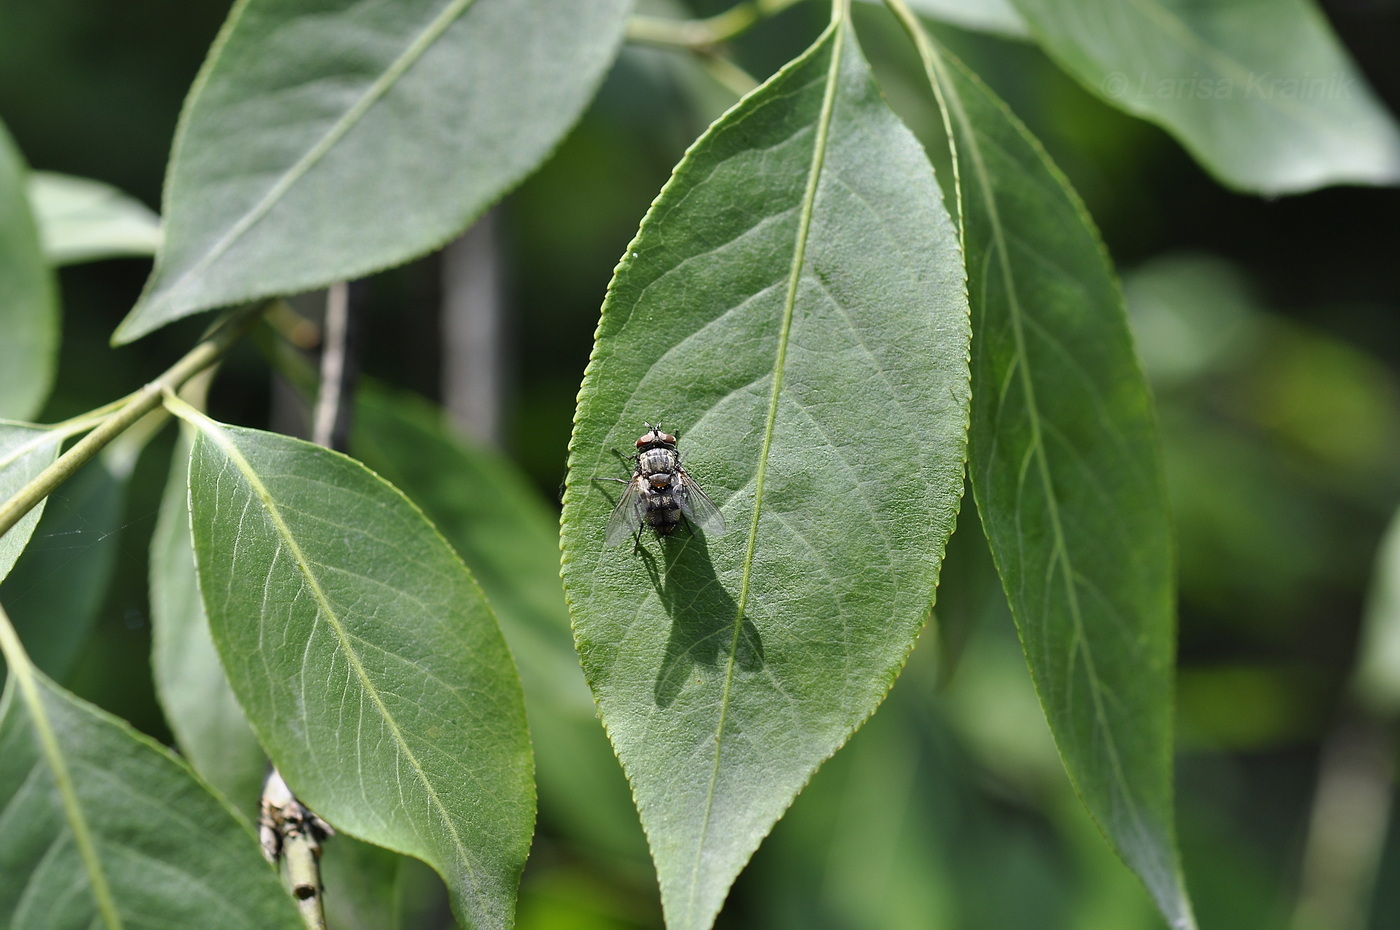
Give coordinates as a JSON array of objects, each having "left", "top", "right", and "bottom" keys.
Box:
[
  {"left": 0, "top": 122, "right": 57, "bottom": 419},
  {"left": 561, "top": 16, "right": 969, "bottom": 930},
  {"left": 908, "top": 25, "right": 1195, "bottom": 929},
  {"left": 0, "top": 424, "right": 63, "bottom": 583},
  {"left": 0, "top": 650, "right": 299, "bottom": 929},
  {"left": 180, "top": 412, "right": 533, "bottom": 930},
  {"left": 116, "top": 0, "right": 631, "bottom": 343},
  {"left": 1008, "top": 0, "right": 1400, "bottom": 194},
  {"left": 27, "top": 172, "right": 162, "bottom": 266}
]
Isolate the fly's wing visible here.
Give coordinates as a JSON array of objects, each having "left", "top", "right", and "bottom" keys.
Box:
[
  {"left": 604, "top": 479, "right": 648, "bottom": 546},
  {"left": 674, "top": 468, "right": 726, "bottom": 537}
]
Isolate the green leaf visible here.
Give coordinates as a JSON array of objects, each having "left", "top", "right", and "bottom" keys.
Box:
[
  {"left": 0, "top": 633, "right": 300, "bottom": 929},
  {"left": 3, "top": 450, "right": 130, "bottom": 681},
  {"left": 176, "top": 408, "right": 534, "bottom": 930},
  {"left": 0, "top": 121, "right": 58, "bottom": 419},
  {"left": 27, "top": 171, "right": 162, "bottom": 266},
  {"left": 560, "top": 13, "right": 970, "bottom": 930},
  {"left": 899, "top": 20, "right": 1195, "bottom": 929},
  {"left": 349, "top": 387, "right": 645, "bottom": 858},
  {"left": 150, "top": 429, "right": 265, "bottom": 817},
  {"left": 0, "top": 423, "right": 63, "bottom": 584},
  {"left": 115, "top": 0, "right": 632, "bottom": 344},
  {"left": 900, "top": 0, "right": 1028, "bottom": 38},
  {"left": 1006, "top": 0, "right": 1400, "bottom": 194}
]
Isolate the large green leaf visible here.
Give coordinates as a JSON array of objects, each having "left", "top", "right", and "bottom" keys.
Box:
[
  {"left": 149, "top": 429, "right": 265, "bottom": 817},
  {"left": 27, "top": 171, "right": 162, "bottom": 266},
  {"left": 175, "top": 407, "right": 533, "bottom": 930},
  {"left": 0, "top": 423, "right": 63, "bottom": 584},
  {"left": 560, "top": 12, "right": 970, "bottom": 929},
  {"left": 896, "top": 16, "right": 1195, "bottom": 928},
  {"left": 0, "top": 618, "right": 300, "bottom": 929},
  {"left": 1006, "top": 0, "right": 1400, "bottom": 194},
  {"left": 115, "top": 0, "right": 631, "bottom": 343},
  {"left": 0, "top": 121, "right": 57, "bottom": 419}
]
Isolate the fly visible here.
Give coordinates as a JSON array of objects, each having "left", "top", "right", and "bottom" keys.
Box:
[{"left": 604, "top": 424, "right": 726, "bottom": 547}]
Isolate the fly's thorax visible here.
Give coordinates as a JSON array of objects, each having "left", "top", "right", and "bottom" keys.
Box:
[{"left": 637, "top": 447, "right": 680, "bottom": 477}]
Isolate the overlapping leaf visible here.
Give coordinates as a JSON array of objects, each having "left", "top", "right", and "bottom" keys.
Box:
[
  {"left": 1007, "top": 0, "right": 1400, "bottom": 194},
  {"left": 561, "top": 13, "right": 969, "bottom": 929},
  {"left": 116, "top": 0, "right": 631, "bottom": 343},
  {"left": 176, "top": 409, "right": 533, "bottom": 930},
  {"left": 0, "top": 628, "right": 300, "bottom": 929},
  {"left": 0, "top": 121, "right": 57, "bottom": 420},
  {"left": 27, "top": 171, "right": 162, "bottom": 266},
  {"left": 895, "top": 14, "right": 1195, "bottom": 927},
  {"left": 149, "top": 430, "right": 265, "bottom": 815},
  {"left": 901, "top": 0, "right": 1027, "bottom": 38}
]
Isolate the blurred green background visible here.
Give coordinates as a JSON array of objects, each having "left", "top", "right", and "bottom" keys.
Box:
[{"left": 3, "top": 1, "right": 1400, "bottom": 927}]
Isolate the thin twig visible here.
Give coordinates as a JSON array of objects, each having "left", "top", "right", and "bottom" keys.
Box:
[
  {"left": 259, "top": 770, "right": 333, "bottom": 930},
  {"left": 1290, "top": 717, "right": 1394, "bottom": 930},
  {"left": 261, "top": 281, "right": 364, "bottom": 929},
  {"left": 312, "top": 282, "right": 363, "bottom": 450}
]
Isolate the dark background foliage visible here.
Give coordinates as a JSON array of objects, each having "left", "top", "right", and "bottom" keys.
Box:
[{"left": 2, "top": 1, "right": 1399, "bottom": 927}]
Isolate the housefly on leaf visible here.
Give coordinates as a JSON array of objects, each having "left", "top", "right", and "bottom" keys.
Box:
[{"left": 603, "top": 424, "right": 726, "bottom": 547}]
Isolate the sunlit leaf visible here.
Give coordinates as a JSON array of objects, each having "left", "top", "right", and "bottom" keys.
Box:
[
  {"left": 0, "top": 634, "right": 300, "bottom": 929},
  {"left": 0, "top": 423, "right": 63, "bottom": 584},
  {"left": 0, "top": 121, "right": 57, "bottom": 419},
  {"left": 901, "top": 0, "right": 1027, "bottom": 37},
  {"left": 27, "top": 171, "right": 162, "bottom": 266},
  {"left": 177, "top": 408, "right": 533, "bottom": 930},
  {"left": 116, "top": 0, "right": 632, "bottom": 343},
  {"left": 898, "top": 19, "right": 1195, "bottom": 928},
  {"left": 561, "top": 13, "right": 969, "bottom": 929},
  {"left": 1006, "top": 0, "right": 1400, "bottom": 194},
  {"left": 149, "top": 429, "right": 265, "bottom": 816}
]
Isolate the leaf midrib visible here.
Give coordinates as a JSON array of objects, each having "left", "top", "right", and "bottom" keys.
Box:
[
  {"left": 682, "top": 15, "right": 846, "bottom": 925},
  {"left": 0, "top": 617, "right": 122, "bottom": 929},
  {"left": 156, "top": 0, "right": 480, "bottom": 310},
  {"left": 175, "top": 406, "right": 480, "bottom": 892}
]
